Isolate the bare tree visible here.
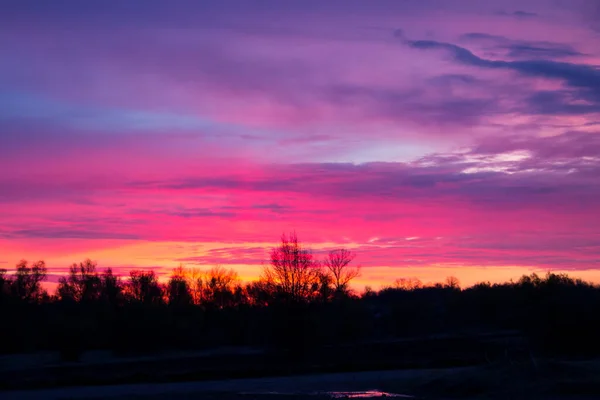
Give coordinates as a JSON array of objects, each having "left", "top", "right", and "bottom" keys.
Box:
[
  {"left": 201, "top": 266, "right": 239, "bottom": 308},
  {"left": 316, "top": 269, "right": 334, "bottom": 302},
  {"left": 57, "top": 259, "right": 102, "bottom": 302},
  {"left": 393, "top": 277, "right": 423, "bottom": 290},
  {"left": 176, "top": 264, "right": 205, "bottom": 304},
  {"left": 323, "top": 249, "right": 360, "bottom": 294},
  {"left": 245, "top": 280, "right": 275, "bottom": 306},
  {"left": 263, "top": 232, "right": 321, "bottom": 302},
  {"left": 100, "top": 268, "right": 123, "bottom": 305},
  {"left": 445, "top": 276, "right": 461, "bottom": 290},
  {"left": 166, "top": 265, "right": 240, "bottom": 307},
  {"left": 363, "top": 285, "right": 375, "bottom": 298},
  {"left": 0, "top": 268, "right": 10, "bottom": 299},
  {"left": 204, "top": 266, "right": 238, "bottom": 290},
  {"left": 167, "top": 266, "right": 193, "bottom": 306},
  {"left": 11, "top": 260, "right": 47, "bottom": 302},
  {"left": 127, "top": 270, "right": 164, "bottom": 305}
]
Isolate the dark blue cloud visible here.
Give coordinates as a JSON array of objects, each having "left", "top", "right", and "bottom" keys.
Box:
[
  {"left": 461, "top": 33, "right": 507, "bottom": 41},
  {"left": 406, "top": 38, "right": 600, "bottom": 110},
  {"left": 524, "top": 91, "right": 600, "bottom": 115},
  {"left": 505, "top": 45, "right": 582, "bottom": 59},
  {"left": 461, "top": 32, "right": 584, "bottom": 60},
  {"left": 428, "top": 74, "right": 480, "bottom": 85}
]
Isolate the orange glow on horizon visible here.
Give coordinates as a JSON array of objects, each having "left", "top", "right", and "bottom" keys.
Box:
[{"left": 4, "top": 238, "right": 600, "bottom": 294}]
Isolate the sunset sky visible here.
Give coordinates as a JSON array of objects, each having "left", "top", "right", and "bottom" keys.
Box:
[{"left": 1, "top": 0, "right": 600, "bottom": 289}]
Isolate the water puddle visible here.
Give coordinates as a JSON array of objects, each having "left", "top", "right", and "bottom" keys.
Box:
[
  {"left": 328, "top": 391, "right": 412, "bottom": 398},
  {"left": 239, "top": 390, "right": 413, "bottom": 398}
]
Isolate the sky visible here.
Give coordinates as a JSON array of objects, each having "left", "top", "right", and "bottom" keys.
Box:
[{"left": 1, "top": 0, "right": 600, "bottom": 289}]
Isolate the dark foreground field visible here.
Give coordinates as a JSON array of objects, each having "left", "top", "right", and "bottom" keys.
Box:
[
  {"left": 6, "top": 359, "right": 600, "bottom": 400},
  {"left": 5, "top": 334, "right": 600, "bottom": 399},
  {"left": 0, "top": 333, "right": 531, "bottom": 390}
]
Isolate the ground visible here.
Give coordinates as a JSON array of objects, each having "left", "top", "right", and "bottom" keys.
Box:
[{"left": 5, "top": 359, "right": 600, "bottom": 400}]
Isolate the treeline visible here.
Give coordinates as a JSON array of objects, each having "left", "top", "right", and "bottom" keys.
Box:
[
  {"left": 0, "top": 233, "right": 361, "bottom": 306},
  {"left": 2, "top": 233, "right": 600, "bottom": 360}
]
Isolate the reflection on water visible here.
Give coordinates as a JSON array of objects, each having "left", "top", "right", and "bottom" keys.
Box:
[
  {"left": 328, "top": 391, "right": 412, "bottom": 398},
  {"left": 239, "top": 390, "right": 412, "bottom": 398}
]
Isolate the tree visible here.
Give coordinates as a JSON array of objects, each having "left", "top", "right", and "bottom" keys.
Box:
[
  {"left": 323, "top": 249, "right": 360, "bottom": 294},
  {"left": 316, "top": 269, "right": 334, "bottom": 302},
  {"left": 167, "top": 266, "right": 193, "bottom": 306},
  {"left": 263, "top": 233, "right": 321, "bottom": 302},
  {"left": 10, "top": 260, "right": 47, "bottom": 302},
  {"left": 185, "top": 267, "right": 204, "bottom": 305},
  {"left": 363, "top": 286, "right": 375, "bottom": 297},
  {"left": 0, "top": 268, "right": 9, "bottom": 300},
  {"left": 445, "top": 276, "right": 461, "bottom": 290},
  {"left": 393, "top": 277, "right": 423, "bottom": 290},
  {"left": 127, "top": 270, "right": 164, "bottom": 305},
  {"left": 164, "top": 265, "right": 240, "bottom": 307},
  {"left": 100, "top": 268, "right": 123, "bottom": 305},
  {"left": 245, "top": 280, "right": 275, "bottom": 306},
  {"left": 231, "top": 283, "right": 249, "bottom": 306},
  {"left": 57, "top": 259, "right": 102, "bottom": 302},
  {"left": 200, "top": 266, "right": 239, "bottom": 308}
]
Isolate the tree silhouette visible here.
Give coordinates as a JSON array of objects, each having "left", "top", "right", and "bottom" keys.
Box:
[
  {"left": 323, "top": 248, "right": 360, "bottom": 294},
  {"left": 445, "top": 276, "right": 461, "bottom": 289},
  {"left": 393, "top": 277, "right": 423, "bottom": 290},
  {"left": 167, "top": 266, "right": 193, "bottom": 307},
  {"left": 9, "top": 233, "right": 600, "bottom": 369},
  {"left": 263, "top": 232, "right": 321, "bottom": 302},
  {"left": 57, "top": 259, "right": 102, "bottom": 302},
  {"left": 316, "top": 269, "right": 334, "bottom": 302},
  {"left": 245, "top": 279, "right": 275, "bottom": 306},
  {"left": 184, "top": 267, "right": 204, "bottom": 305},
  {"left": 0, "top": 268, "right": 9, "bottom": 300},
  {"left": 3, "top": 252, "right": 600, "bottom": 366},
  {"left": 10, "top": 260, "right": 47, "bottom": 302},
  {"left": 200, "top": 266, "right": 239, "bottom": 308},
  {"left": 100, "top": 268, "right": 123, "bottom": 305},
  {"left": 126, "top": 270, "right": 164, "bottom": 305}
]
